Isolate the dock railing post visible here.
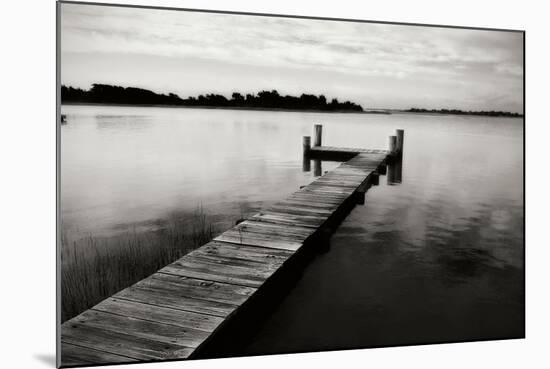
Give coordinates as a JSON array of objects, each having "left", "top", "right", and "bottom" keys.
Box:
[
  {"left": 314, "top": 124, "right": 323, "bottom": 147},
  {"left": 303, "top": 136, "right": 311, "bottom": 156},
  {"left": 396, "top": 129, "right": 404, "bottom": 156}
]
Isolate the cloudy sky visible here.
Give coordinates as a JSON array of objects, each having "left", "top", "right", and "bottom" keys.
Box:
[{"left": 60, "top": 3, "right": 523, "bottom": 112}]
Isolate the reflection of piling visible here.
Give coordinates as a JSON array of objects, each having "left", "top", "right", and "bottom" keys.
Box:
[
  {"left": 303, "top": 136, "right": 311, "bottom": 156},
  {"left": 302, "top": 136, "right": 311, "bottom": 172},
  {"left": 387, "top": 128, "right": 404, "bottom": 184},
  {"left": 313, "top": 159, "right": 322, "bottom": 177},
  {"left": 302, "top": 156, "right": 311, "bottom": 172},
  {"left": 312, "top": 124, "right": 322, "bottom": 176},
  {"left": 387, "top": 158, "right": 402, "bottom": 185}
]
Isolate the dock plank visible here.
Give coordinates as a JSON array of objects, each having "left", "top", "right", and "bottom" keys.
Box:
[
  {"left": 199, "top": 241, "right": 293, "bottom": 261},
  {"left": 61, "top": 342, "right": 137, "bottom": 367},
  {"left": 71, "top": 310, "right": 210, "bottom": 348},
  {"left": 62, "top": 323, "right": 194, "bottom": 361},
  {"left": 136, "top": 273, "right": 256, "bottom": 305},
  {"left": 214, "top": 231, "right": 303, "bottom": 251},
  {"left": 113, "top": 285, "right": 239, "bottom": 317},
  {"left": 92, "top": 298, "right": 224, "bottom": 332},
  {"left": 160, "top": 252, "right": 287, "bottom": 286},
  {"left": 251, "top": 211, "right": 327, "bottom": 228}
]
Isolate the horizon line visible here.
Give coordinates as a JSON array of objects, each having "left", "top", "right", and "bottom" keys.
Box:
[{"left": 60, "top": 83, "right": 523, "bottom": 115}]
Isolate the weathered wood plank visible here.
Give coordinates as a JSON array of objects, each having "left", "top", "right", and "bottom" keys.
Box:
[
  {"left": 236, "top": 220, "right": 316, "bottom": 236},
  {"left": 61, "top": 342, "right": 137, "bottom": 367},
  {"left": 92, "top": 297, "right": 224, "bottom": 332},
  {"left": 289, "top": 192, "right": 347, "bottom": 202},
  {"left": 268, "top": 203, "right": 335, "bottom": 214},
  {"left": 160, "top": 254, "right": 286, "bottom": 286},
  {"left": 273, "top": 199, "right": 339, "bottom": 211},
  {"left": 199, "top": 241, "right": 293, "bottom": 261},
  {"left": 136, "top": 273, "right": 256, "bottom": 305},
  {"left": 216, "top": 228, "right": 310, "bottom": 242},
  {"left": 251, "top": 211, "right": 326, "bottom": 228},
  {"left": 114, "top": 286, "right": 238, "bottom": 317},
  {"left": 295, "top": 188, "right": 350, "bottom": 200},
  {"left": 309, "top": 146, "right": 389, "bottom": 154},
  {"left": 214, "top": 231, "right": 303, "bottom": 251},
  {"left": 62, "top": 323, "right": 194, "bottom": 361},
  {"left": 71, "top": 309, "right": 210, "bottom": 348}
]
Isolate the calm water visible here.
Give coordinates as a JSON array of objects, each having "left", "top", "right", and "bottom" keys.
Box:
[{"left": 61, "top": 104, "right": 524, "bottom": 349}]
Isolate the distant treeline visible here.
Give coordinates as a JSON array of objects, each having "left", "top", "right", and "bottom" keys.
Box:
[
  {"left": 61, "top": 84, "right": 364, "bottom": 112},
  {"left": 406, "top": 107, "right": 523, "bottom": 117}
]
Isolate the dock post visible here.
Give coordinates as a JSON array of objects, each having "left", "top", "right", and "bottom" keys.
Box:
[
  {"left": 371, "top": 173, "right": 380, "bottom": 186},
  {"left": 355, "top": 191, "right": 366, "bottom": 205},
  {"left": 303, "top": 136, "right": 311, "bottom": 156},
  {"left": 389, "top": 135, "right": 397, "bottom": 154},
  {"left": 314, "top": 124, "right": 323, "bottom": 147},
  {"left": 396, "top": 129, "right": 404, "bottom": 155}
]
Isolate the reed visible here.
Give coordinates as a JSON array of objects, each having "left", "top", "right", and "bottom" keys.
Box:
[{"left": 60, "top": 205, "right": 216, "bottom": 322}]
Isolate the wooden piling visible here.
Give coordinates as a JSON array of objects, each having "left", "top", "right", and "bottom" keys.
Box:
[
  {"left": 389, "top": 135, "right": 397, "bottom": 154},
  {"left": 371, "top": 173, "right": 380, "bottom": 186},
  {"left": 314, "top": 124, "right": 323, "bottom": 147},
  {"left": 355, "top": 191, "right": 366, "bottom": 205},
  {"left": 396, "top": 129, "right": 404, "bottom": 155},
  {"left": 303, "top": 136, "right": 311, "bottom": 156}
]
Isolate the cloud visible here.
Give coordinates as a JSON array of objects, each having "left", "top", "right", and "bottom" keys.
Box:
[{"left": 60, "top": 2, "right": 523, "bottom": 112}]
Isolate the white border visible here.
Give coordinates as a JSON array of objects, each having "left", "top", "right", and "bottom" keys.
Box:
[{"left": 2, "top": 1, "right": 548, "bottom": 368}]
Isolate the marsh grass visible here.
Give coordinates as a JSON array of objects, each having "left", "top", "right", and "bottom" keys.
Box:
[{"left": 60, "top": 206, "right": 216, "bottom": 322}]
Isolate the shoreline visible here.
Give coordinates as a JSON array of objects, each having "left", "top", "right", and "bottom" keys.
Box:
[
  {"left": 60, "top": 102, "right": 523, "bottom": 118},
  {"left": 394, "top": 110, "right": 523, "bottom": 118},
  {"left": 60, "top": 101, "right": 390, "bottom": 114}
]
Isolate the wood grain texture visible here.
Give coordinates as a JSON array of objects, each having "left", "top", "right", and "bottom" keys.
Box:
[
  {"left": 92, "top": 297, "right": 224, "bottom": 332},
  {"left": 61, "top": 342, "right": 137, "bottom": 367}
]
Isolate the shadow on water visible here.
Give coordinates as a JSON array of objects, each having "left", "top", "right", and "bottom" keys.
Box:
[{"left": 387, "top": 158, "right": 402, "bottom": 185}]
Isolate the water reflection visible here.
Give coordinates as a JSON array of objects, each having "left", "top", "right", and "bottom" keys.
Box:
[
  {"left": 387, "top": 158, "right": 402, "bottom": 185},
  {"left": 313, "top": 159, "right": 322, "bottom": 177},
  {"left": 302, "top": 155, "right": 311, "bottom": 172},
  {"left": 301, "top": 157, "right": 323, "bottom": 177}
]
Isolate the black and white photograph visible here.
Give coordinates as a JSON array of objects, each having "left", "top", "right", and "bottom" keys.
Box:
[{"left": 56, "top": 1, "right": 525, "bottom": 367}]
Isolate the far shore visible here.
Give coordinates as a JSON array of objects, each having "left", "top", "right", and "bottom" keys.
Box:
[
  {"left": 61, "top": 102, "right": 524, "bottom": 118},
  {"left": 60, "top": 101, "right": 392, "bottom": 114},
  {"left": 393, "top": 110, "right": 523, "bottom": 118}
]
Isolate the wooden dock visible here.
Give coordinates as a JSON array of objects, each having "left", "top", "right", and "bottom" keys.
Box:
[{"left": 60, "top": 125, "right": 404, "bottom": 367}]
